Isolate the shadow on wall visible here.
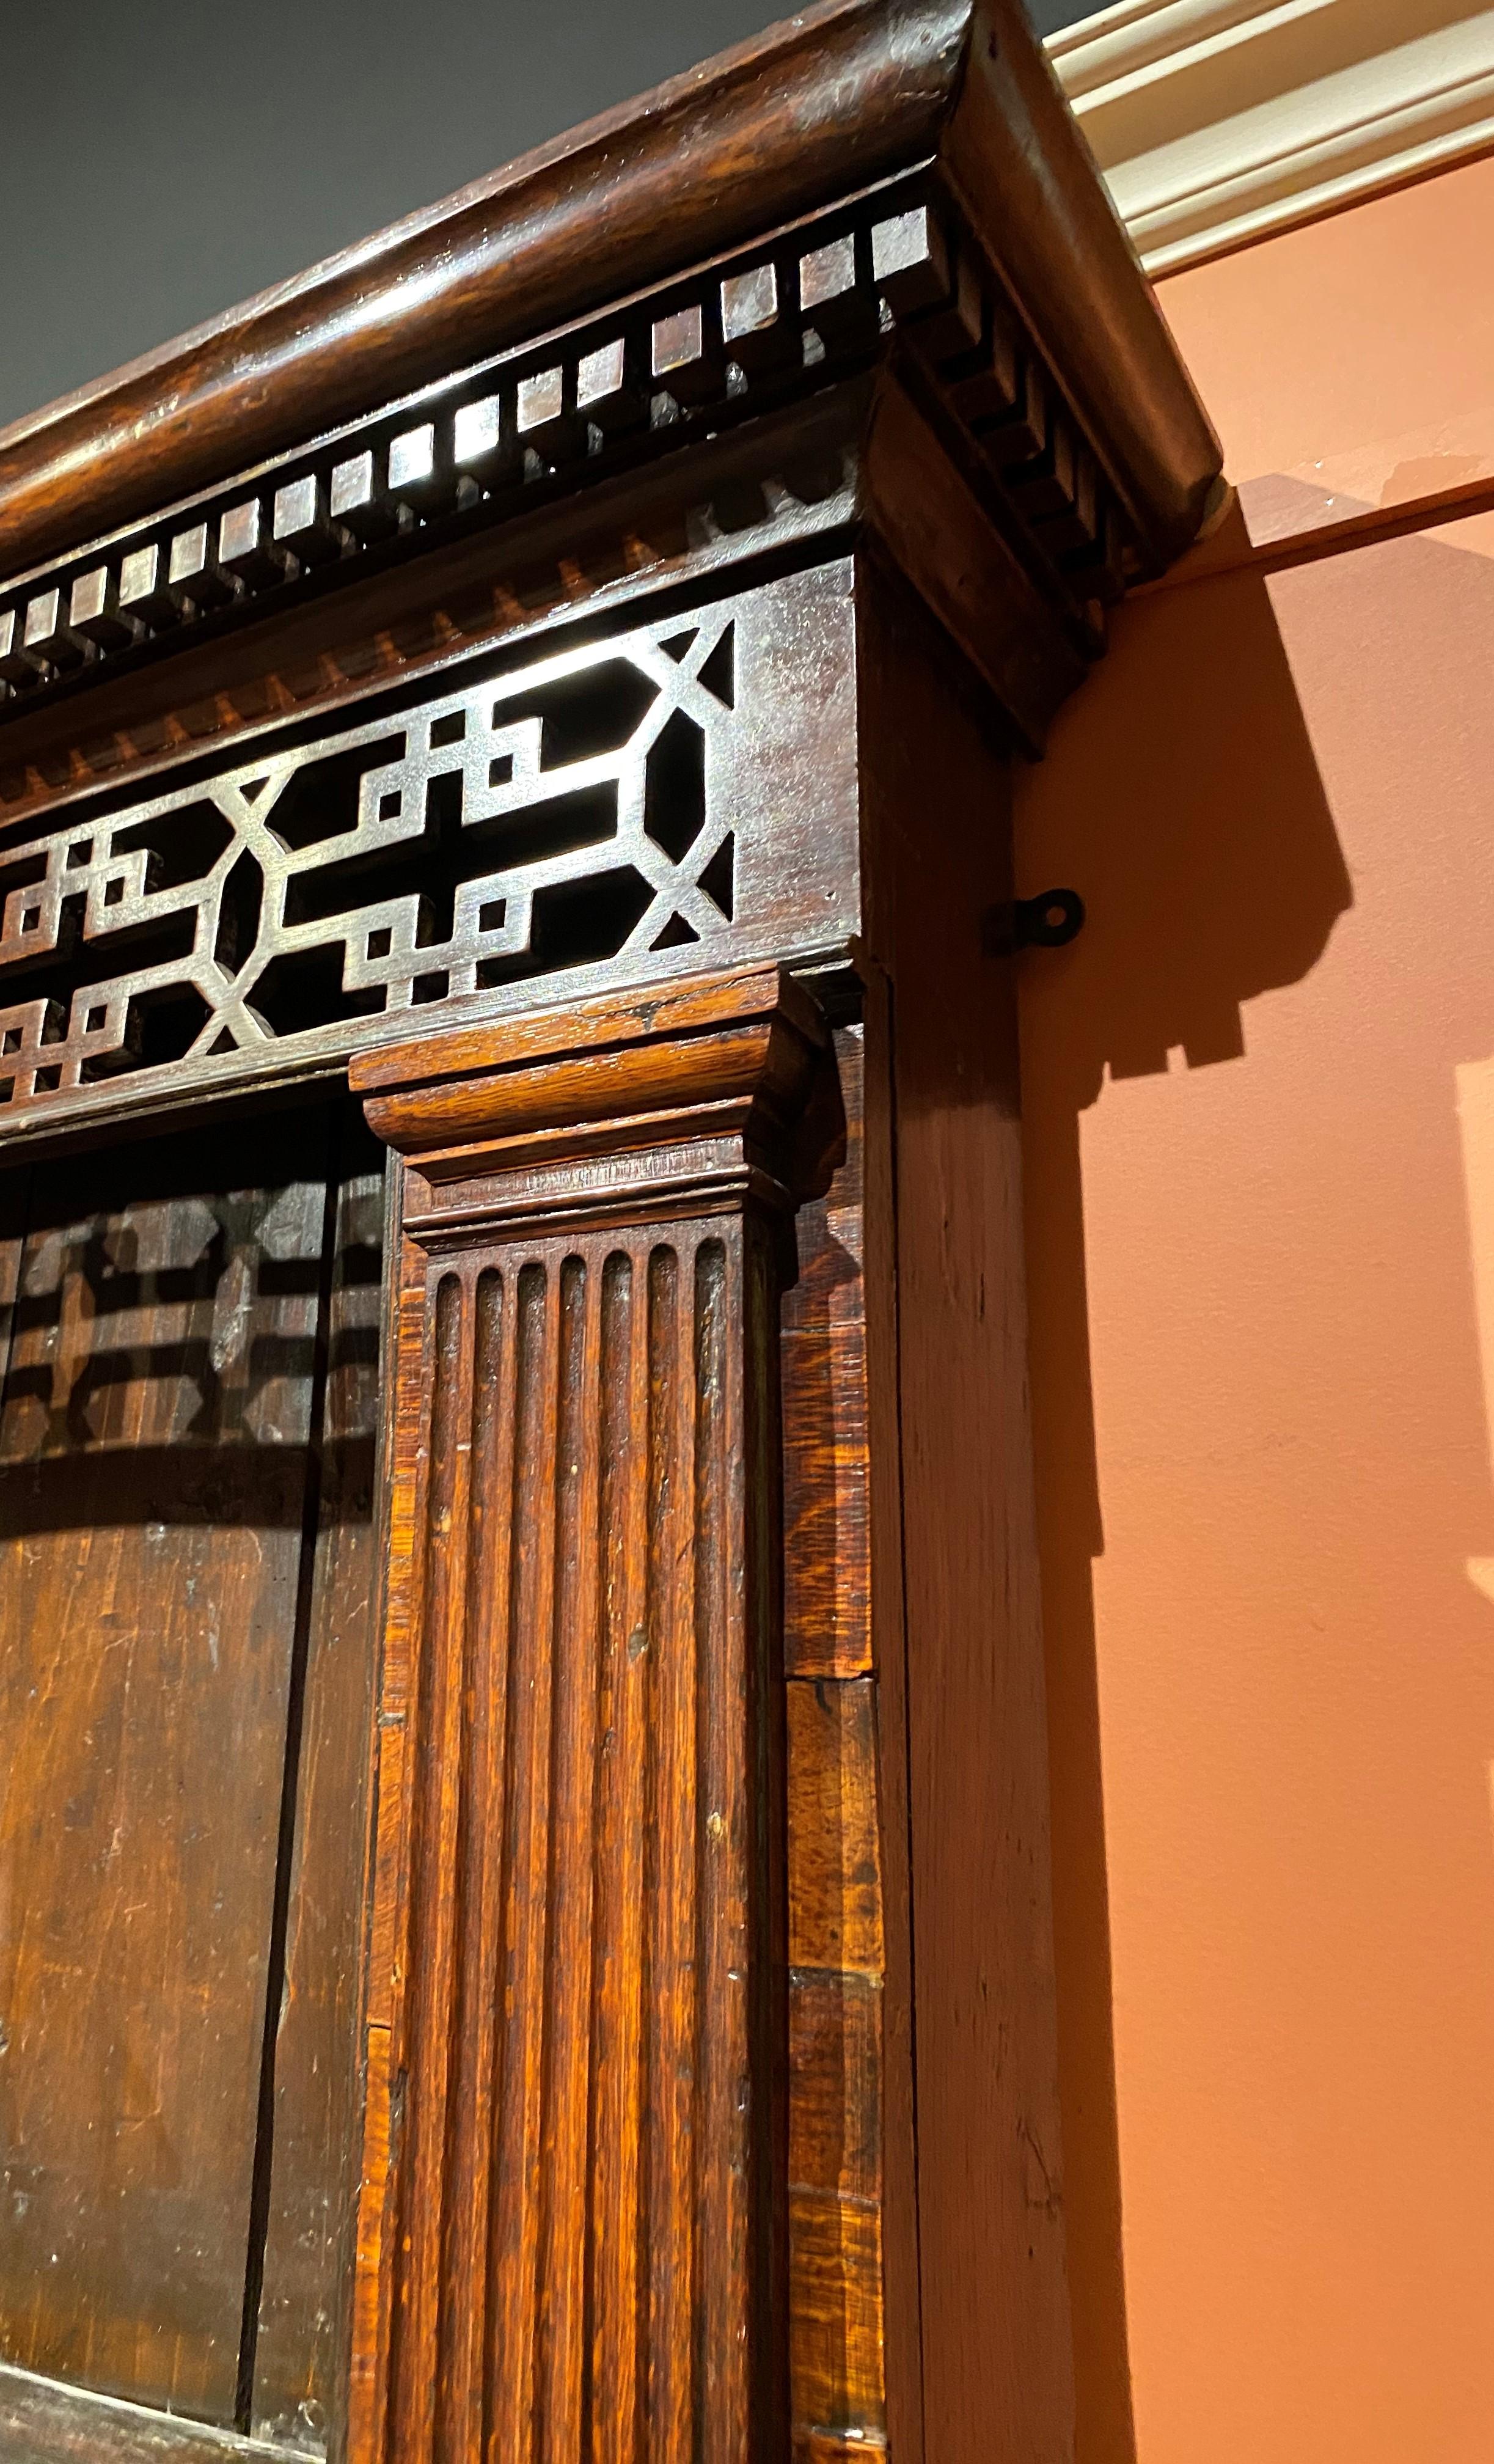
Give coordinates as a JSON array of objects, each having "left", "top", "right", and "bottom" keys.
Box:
[{"left": 1012, "top": 501, "right": 1353, "bottom": 2464}]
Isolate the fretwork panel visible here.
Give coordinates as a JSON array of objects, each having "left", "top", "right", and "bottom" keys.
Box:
[
  {"left": 373, "top": 1222, "right": 784, "bottom": 2464},
  {"left": 0, "top": 565, "right": 856, "bottom": 1140}
]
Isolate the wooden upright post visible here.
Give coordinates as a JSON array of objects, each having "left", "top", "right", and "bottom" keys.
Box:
[{"left": 348, "top": 969, "right": 841, "bottom": 2464}]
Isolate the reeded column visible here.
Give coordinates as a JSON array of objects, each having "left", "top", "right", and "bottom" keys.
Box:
[{"left": 347, "top": 964, "right": 843, "bottom": 2464}]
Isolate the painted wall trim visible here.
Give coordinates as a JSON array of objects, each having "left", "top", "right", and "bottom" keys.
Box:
[{"left": 1049, "top": 0, "right": 1494, "bottom": 272}]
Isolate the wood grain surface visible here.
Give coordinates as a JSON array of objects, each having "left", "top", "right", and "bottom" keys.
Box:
[
  {"left": 783, "top": 1030, "right": 870, "bottom": 1684},
  {"left": 251, "top": 1130, "right": 387, "bottom": 2451},
  {"left": 348, "top": 964, "right": 849, "bottom": 2464},
  {"left": 860, "top": 563, "right": 1075, "bottom": 2463},
  {"left": 0, "top": 2360, "right": 298, "bottom": 2464},
  {"left": 862, "top": 370, "right": 1090, "bottom": 755},
  {"left": 780, "top": 1024, "right": 888, "bottom": 2452},
  {"left": 0, "top": 1103, "right": 383, "bottom": 2445},
  {"left": 787, "top": 2192, "right": 885, "bottom": 2437}
]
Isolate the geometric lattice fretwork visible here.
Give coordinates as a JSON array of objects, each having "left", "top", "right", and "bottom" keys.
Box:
[{"left": 0, "top": 601, "right": 748, "bottom": 1126}]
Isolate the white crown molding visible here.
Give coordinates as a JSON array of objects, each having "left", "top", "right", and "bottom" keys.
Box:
[{"left": 1047, "top": 0, "right": 1494, "bottom": 274}]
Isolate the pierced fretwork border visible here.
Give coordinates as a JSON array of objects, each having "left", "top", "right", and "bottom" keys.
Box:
[
  {"left": 0, "top": 566, "right": 858, "bottom": 1138},
  {"left": 0, "top": 178, "right": 1135, "bottom": 730}
]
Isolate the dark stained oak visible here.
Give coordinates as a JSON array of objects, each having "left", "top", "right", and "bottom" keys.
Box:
[
  {"left": 859, "top": 563, "right": 1075, "bottom": 2464},
  {"left": 0, "top": 1115, "right": 323, "bottom": 2422},
  {"left": 938, "top": 0, "right": 1222, "bottom": 566},
  {"left": 782, "top": 1028, "right": 871, "bottom": 1683},
  {"left": 251, "top": 1132, "right": 388, "bottom": 2451},
  {"left": 855, "top": 963, "right": 925, "bottom": 2464},
  {"left": 778, "top": 1023, "right": 890, "bottom": 2449},
  {"left": 0, "top": 564, "right": 860, "bottom": 1154},
  {"left": 862, "top": 368, "right": 1090, "bottom": 754},
  {"left": 0, "top": 378, "right": 865, "bottom": 835}
]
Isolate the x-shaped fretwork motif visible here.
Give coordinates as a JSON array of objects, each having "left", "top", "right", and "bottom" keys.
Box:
[{"left": 0, "top": 601, "right": 741, "bottom": 1121}]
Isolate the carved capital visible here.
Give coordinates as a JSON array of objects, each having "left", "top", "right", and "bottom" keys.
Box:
[{"left": 351, "top": 961, "right": 846, "bottom": 1242}]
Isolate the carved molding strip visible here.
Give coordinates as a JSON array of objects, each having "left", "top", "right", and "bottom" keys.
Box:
[
  {"left": 0, "top": 567, "right": 859, "bottom": 1142},
  {"left": 0, "top": 181, "right": 1135, "bottom": 726}
]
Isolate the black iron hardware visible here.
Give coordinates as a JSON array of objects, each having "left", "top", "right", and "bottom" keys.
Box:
[{"left": 984, "top": 888, "right": 1086, "bottom": 955}]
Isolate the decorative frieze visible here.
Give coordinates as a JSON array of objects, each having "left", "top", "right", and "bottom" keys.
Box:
[{"left": 0, "top": 568, "right": 858, "bottom": 1140}]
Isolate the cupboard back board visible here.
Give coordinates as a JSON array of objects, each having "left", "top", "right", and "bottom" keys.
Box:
[{"left": 0, "top": 1102, "right": 385, "bottom": 2448}]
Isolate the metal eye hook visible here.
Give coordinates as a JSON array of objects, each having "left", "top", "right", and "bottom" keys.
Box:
[
  {"left": 1016, "top": 887, "right": 1086, "bottom": 948},
  {"left": 984, "top": 888, "right": 1086, "bottom": 955}
]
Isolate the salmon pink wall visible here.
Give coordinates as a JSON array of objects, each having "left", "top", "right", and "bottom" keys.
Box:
[
  {"left": 1016, "top": 156, "right": 1494, "bottom": 2464},
  {"left": 1155, "top": 148, "right": 1494, "bottom": 550}
]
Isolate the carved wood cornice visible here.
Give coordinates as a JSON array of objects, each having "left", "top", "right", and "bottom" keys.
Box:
[
  {"left": 0, "top": 0, "right": 965, "bottom": 573},
  {"left": 0, "top": 179, "right": 1115, "bottom": 730},
  {"left": 0, "top": 0, "right": 1221, "bottom": 732}
]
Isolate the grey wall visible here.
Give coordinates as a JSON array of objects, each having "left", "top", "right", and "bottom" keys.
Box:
[{"left": 0, "top": 0, "right": 1092, "bottom": 436}]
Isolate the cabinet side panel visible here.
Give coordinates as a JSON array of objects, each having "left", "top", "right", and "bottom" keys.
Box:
[{"left": 859, "top": 568, "right": 1075, "bottom": 2464}]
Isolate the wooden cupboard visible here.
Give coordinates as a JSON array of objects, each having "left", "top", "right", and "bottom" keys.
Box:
[{"left": 0, "top": 6, "right": 1221, "bottom": 2459}]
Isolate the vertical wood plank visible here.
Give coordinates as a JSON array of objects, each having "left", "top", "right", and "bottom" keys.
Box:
[
  {"left": 345, "top": 1233, "right": 432, "bottom": 2464},
  {"left": 787, "top": 1678, "right": 885, "bottom": 1978},
  {"left": 860, "top": 568, "right": 1075, "bottom": 2464},
  {"left": 254, "top": 1122, "right": 387, "bottom": 2451},
  {"left": 787, "top": 2193, "right": 885, "bottom": 2440},
  {"left": 778, "top": 1025, "right": 890, "bottom": 2454},
  {"left": 0, "top": 1112, "right": 332, "bottom": 2426},
  {"left": 785, "top": 1671, "right": 887, "bottom": 2452},
  {"left": 859, "top": 970, "right": 925, "bottom": 2464},
  {"left": 783, "top": 1032, "right": 870, "bottom": 1682}
]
